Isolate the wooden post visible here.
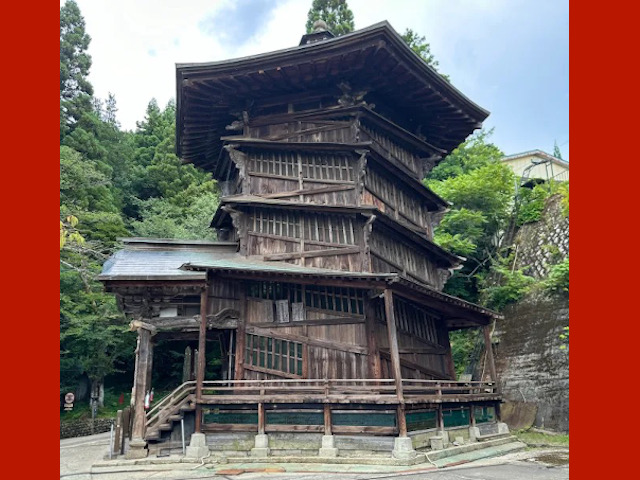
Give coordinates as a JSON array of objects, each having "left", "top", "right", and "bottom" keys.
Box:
[
  {"left": 441, "top": 328, "right": 457, "bottom": 380},
  {"left": 130, "top": 335, "right": 140, "bottom": 407},
  {"left": 469, "top": 405, "right": 476, "bottom": 428},
  {"left": 145, "top": 338, "right": 154, "bottom": 393},
  {"left": 483, "top": 324, "right": 497, "bottom": 384},
  {"left": 113, "top": 410, "right": 123, "bottom": 455},
  {"left": 495, "top": 402, "right": 502, "bottom": 422},
  {"left": 364, "top": 296, "right": 381, "bottom": 380},
  {"left": 130, "top": 327, "right": 151, "bottom": 445},
  {"left": 383, "top": 290, "right": 403, "bottom": 399},
  {"left": 323, "top": 404, "right": 332, "bottom": 435},
  {"left": 258, "top": 403, "right": 265, "bottom": 434},
  {"left": 195, "top": 286, "right": 209, "bottom": 433},
  {"left": 397, "top": 404, "right": 407, "bottom": 437},
  {"left": 182, "top": 346, "right": 192, "bottom": 383},
  {"left": 234, "top": 282, "right": 247, "bottom": 381},
  {"left": 384, "top": 289, "right": 407, "bottom": 437},
  {"left": 437, "top": 404, "right": 444, "bottom": 431}
]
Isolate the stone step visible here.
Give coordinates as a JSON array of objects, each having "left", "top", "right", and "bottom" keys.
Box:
[
  {"left": 426, "top": 435, "right": 518, "bottom": 461},
  {"left": 477, "top": 432, "right": 512, "bottom": 442},
  {"left": 430, "top": 440, "right": 527, "bottom": 468}
]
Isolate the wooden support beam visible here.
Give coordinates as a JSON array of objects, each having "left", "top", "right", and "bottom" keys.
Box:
[
  {"left": 324, "top": 404, "right": 332, "bottom": 435},
  {"left": 131, "top": 327, "right": 151, "bottom": 443},
  {"left": 383, "top": 289, "right": 404, "bottom": 402},
  {"left": 469, "top": 404, "right": 476, "bottom": 428},
  {"left": 194, "top": 286, "right": 209, "bottom": 433},
  {"left": 234, "top": 282, "right": 247, "bottom": 381},
  {"left": 441, "top": 329, "right": 457, "bottom": 380},
  {"left": 364, "top": 297, "right": 381, "bottom": 379},
  {"left": 437, "top": 404, "right": 444, "bottom": 431},
  {"left": 258, "top": 403, "right": 265, "bottom": 434},
  {"left": 397, "top": 404, "right": 408, "bottom": 437},
  {"left": 483, "top": 324, "right": 497, "bottom": 384}
]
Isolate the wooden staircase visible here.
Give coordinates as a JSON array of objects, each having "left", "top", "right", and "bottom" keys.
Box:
[{"left": 145, "top": 381, "right": 197, "bottom": 442}]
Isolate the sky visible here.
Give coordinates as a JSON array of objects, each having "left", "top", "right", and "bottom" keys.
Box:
[{"left": 68, "top": 0, "right": 569, "bottom": 160}]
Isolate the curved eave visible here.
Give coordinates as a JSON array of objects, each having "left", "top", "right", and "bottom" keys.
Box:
[{"left": 176, "top": 21, "right": 489, "bottom": 168}]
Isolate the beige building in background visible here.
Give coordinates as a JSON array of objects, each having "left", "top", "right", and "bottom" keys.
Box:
[{"left": 501, "top": 150, "right": 569, "bottom": 183}]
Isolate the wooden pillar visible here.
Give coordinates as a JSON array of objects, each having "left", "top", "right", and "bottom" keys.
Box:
[
  {"left": 234, "top": 282, "right": 247, "bottom": 381},
  {"left": 145, "top": 338, "right": 154, "bottom": 393},
  {"left": 437, "top": 404, "right": 444, "bottom": 431},
  {"left": 469, "top": 405, "right": 476, "bottom": 428},
  {"left": 258, "top": 403, "right": 265, "bottom": 434},
  {"left": 383, "top": 290, "right": 403, "bottom": 398},
  {"left": 397, "top": 404, "right": 407, "bottom": 437},
  {"left": 495, "top": 401, "right": 502, "bottom": 422},
  {"left": 323, "top": 404, "right": 332, "bottom": 435},
  {"left": 483, "top": 324, "right": 497, "bottom": 384},
  {"left": 364, "top": 296, "right": 381, "bottom": 379},
  {"left": 130, "top": 335, "right": 140, "bottom": 407},
  {"left": 130, "top": 327, "right": 151, "bottom": 444},
  {"left": 195, "top": 286, "right": 209, "bottom": 433},
  {"left": 441, "top": 327, "right": 457, "bottom": 380},
  {"left": 384, "top": 289, "right": 407, "bottom": 436}
]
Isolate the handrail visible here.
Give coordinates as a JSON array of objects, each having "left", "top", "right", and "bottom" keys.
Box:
[{"left": 146, "top": 381, "right": 197, "bottom": 430}]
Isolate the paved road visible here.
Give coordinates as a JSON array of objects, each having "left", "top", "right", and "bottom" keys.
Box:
[{"left": 60, "top": 433, "right": 568, "bottom": 480}]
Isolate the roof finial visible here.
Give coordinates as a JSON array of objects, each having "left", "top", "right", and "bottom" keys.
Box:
[{"left": 313, "top": 20, "right": 328, "bottom": 33}]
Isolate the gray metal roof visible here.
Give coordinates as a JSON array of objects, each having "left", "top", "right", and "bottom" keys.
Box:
[{"left": 99, "top": 238, "right": 396, "bottom": 282}]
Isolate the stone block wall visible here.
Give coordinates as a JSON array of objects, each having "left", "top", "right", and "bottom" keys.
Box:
[{"left": 60, "top": 418, "right": 114, "bottom": 439}]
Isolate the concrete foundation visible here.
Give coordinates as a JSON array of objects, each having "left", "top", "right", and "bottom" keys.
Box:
[
  {"left": 185, "top": 432, "right": 210, "bottom": 459},
  {"left": 318, "top": 435, "right": 338, "bottom": 457},
  {"left": 250, "top": 433, "right": 270, "bottom": 457},
  {"left": 391, "top": 436, "right": 416, "bottom": 460},
  {"left": 125, "top": 439, "right": 148, "bottom": 459},
  {"left": 498, "top": 422, "right": 510, "bottom": 434}
]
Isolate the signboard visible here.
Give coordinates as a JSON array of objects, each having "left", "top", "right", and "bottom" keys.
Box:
[{"left": 64, "top": 392, "right": 75, "bottom": 411}]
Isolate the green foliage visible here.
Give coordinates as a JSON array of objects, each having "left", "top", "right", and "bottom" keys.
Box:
[
  {"left": 517, "top": 181, "right": 569, "bottom": 225},
  {"left": 401, "top": 29, "right": 449, "bottom": 81},
  {"left": 515, "top": 429, "right": 569, "bottom": 447},
  {"left": 558, "top": 326, "right": 569, "bottom": 350},
  {"left": 553, "top": 140, "right": 563, "bottom": 160},
  {"left": 449, "top": 329, "right": 477, "bottom": 378},
  {"left": 428, "top": 130, "right": 504, "bottom": 182},
  {"left": 479, "top": 254, "right": 536, "bottom": 311},
  {"left": 425, "top": 130, "right": 514, "bottom": 303},
  {"left": 543, "top": 257, "right": 569, "bottom": 295},
  {"left": 306, "top": 0, "right": 355, "bottom": 36},
  {"left": 60, "top": 0, "right": 94, "bottom": 137}
]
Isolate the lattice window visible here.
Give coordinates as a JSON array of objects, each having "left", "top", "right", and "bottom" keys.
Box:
[
  {"left": 250, "top": 151, "right": 298, "bottom": 177},
  {"left": 248, "top": 151, "right": 354, "bottom": 181},
  {"left": 304, "top": 215, "right": 356, "bottom": 245},
  {"left": 247, "top": 281, "right": 364, "bottom": 316},
  {"left": 304, "top": 285, "right": 364, "bottom": 315},
  {"left": 394, "top": 297, "right": 440, "bottom": 344},
  {"left": 300, "top": 154, "right": 354, "bottom": 181},
  {"left": 252, "top": 211, "right": 300, "bottom": 238},
  {"left": 245, "top": 334, "right": 303, "bottom": 376}
]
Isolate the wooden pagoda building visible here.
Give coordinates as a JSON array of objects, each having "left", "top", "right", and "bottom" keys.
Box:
[{"left": 100, "top": 21, "right": 507, "bottom": 462}]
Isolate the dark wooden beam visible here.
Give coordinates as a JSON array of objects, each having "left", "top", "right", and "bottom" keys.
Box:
[{"left": 194, "top": 286, "right": 208, "bottom": 433}]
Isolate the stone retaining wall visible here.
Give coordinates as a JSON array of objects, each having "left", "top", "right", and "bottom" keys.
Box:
[{"left": 60, "top": 418, "right": 114, "bottom": 439}]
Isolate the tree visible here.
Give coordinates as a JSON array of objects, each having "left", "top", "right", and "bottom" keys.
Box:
[
  {"left": 60, "top": 0, "right": 94, "bottom": 137},
  {"left": 306, "top": 0, "right": 355, "bottom": 36},
  {"left": 401, "top": 28, "right": 449, "bottom": 81},
  {"left": 425, "top": 130, "right": 515, "bottom": 302},
  {"left": 553, "top": 140, "right": 563, "bottom": 159}
]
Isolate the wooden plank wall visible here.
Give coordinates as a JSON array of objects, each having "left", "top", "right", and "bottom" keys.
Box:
[
  {"left": 244, "top": 208, "right": 363, "bottom": 272},
  {"left": 372, "top": 297, "right": 449, "bottom": 381},
  {"left": 369, "top": 230, "right": 443, "bottom": 289},
  {"left": 239, "top": 281, "right": 369, "bottom": 380}
]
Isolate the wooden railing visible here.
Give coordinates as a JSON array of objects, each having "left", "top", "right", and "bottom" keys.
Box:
[
  {"left": 146, "top": 381, "right": 196, "bottom": 433},
  {"left": 194, "top": 378, "right": 499, "bottom": 404}
]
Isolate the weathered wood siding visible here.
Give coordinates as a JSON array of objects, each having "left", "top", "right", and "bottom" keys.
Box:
[
  {"left": 359, "top": 124, "right": 423, "bottom": 179},
  {"left": 369, "top": 229, "right": 443, "bottom": 288},
  {"left": 244, "top": 208, "right": 363, "bottom": 271},
  {"left": 373, "top": 297, "right": 449, "bottom": 380},
  {"left": 362, "top": 166, "right": 433, "bottom": 237},
  {"left": 237, "top": 280, "right": 369, "bottom": 380}
]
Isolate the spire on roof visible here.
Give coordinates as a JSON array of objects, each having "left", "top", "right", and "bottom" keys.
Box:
[{"left": 299, "top": 19, "right": 336, "bottom": 46}]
